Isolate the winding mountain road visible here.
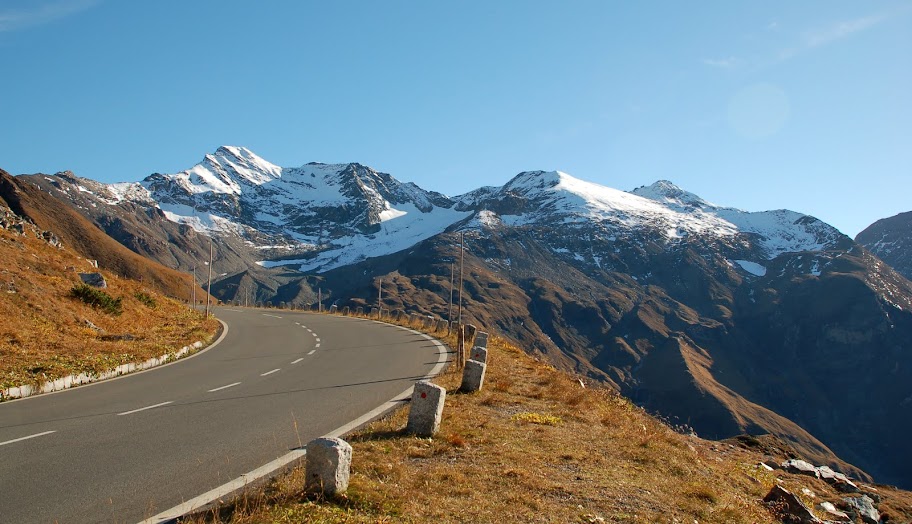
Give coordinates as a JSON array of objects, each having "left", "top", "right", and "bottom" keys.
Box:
[{"left": 0, "top": 308, "right": 447, "bottom": 523}]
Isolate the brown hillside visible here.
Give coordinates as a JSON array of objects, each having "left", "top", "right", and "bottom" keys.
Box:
[
  {"left": 0, "top": 195, "right": 219, "bottom": 390},
  {"left": 0, "top": 168, "right": 205, "bottom": 301}
]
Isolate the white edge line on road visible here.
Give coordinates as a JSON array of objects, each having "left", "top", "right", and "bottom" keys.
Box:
[
  {"left": 117, "top": 401, "right": 172, "bottom": 416},
  {"left": 0, "top": 430, "right": 56, "bottom": 447},
  {"left": 207, "top": 382, "right": 241, "bottom": 393},
  {"left": 260, "top": 369, "right": 280, "bottom": 377},
  {"left": 291, "top": 358, "right": 304, "bottom": 364},
  {"left": 307, "top": 350, "right": 316, "bottom": 355},
  {"left": 139, "top": 322, "right": 449, "bottom": 524},
  {"left": 4, "top": 319, "right": 230, "bottom": 404}
]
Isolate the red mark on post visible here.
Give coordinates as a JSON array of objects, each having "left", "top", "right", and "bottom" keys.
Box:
[{"left": 420, "top": 392, "right": 427, "bottom": 398}]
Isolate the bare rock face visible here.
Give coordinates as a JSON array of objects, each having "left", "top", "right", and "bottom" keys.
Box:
[{"left": 78, "top": 272, "right": 107, "bottom": 288}]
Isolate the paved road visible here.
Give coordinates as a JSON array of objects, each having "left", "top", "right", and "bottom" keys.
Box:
[{"left": 0, "top": 308, "right": 446, "bottom": 523}]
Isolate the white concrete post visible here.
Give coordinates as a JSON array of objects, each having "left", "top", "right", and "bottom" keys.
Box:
[{"left": 470, "top": 346, "right": 488, "bottom": 364}]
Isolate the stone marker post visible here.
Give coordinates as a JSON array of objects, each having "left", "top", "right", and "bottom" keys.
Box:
[
  {"left": 342, "top": 306, "right": 350, "bottom": 316},
  {"left": 465, "top": 324, "right": 477, "bottom": 344},
  {"left": 470, "top": 346, "right": 488, "bottom": 364},
  {"left": 305, "top": 437, "right": 352, "bottom": 496},
  {"left": 329, "top": 305, "right": 338, "bottom": 314},
  {"left": 461, "top": 359, "right": 487, "bottom": 392},
  {"left": 369, "top": 307, "right": 379, "bottom": 318},
  {"left": 407, "top": 381, "right": 446, "bottom": 437},
  {"left": 475, "top": 331, "right": 488, "bottom": 348},
  {"left": 355, "top": 306, "right": 364, "bottom": 316}
]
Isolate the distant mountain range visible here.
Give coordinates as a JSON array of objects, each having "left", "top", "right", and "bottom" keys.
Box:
[{"left": 16, "top": 146, "right": 912, "bottom": 488}]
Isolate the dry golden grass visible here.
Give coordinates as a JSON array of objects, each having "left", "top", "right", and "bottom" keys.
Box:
[
  {"left": 0, "top": 225, "right": 219, "bottom": 390},
  {"left": 179, "top": 314, "right": 802, "bottom": 524}
]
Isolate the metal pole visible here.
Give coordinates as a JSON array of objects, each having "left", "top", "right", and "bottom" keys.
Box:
[
  {"left": 378, "top": 278, "right": 382, "bottom": 311},
  {"left": 457, "top": 232, "right": 465, "bottom": 367},
  {"left": 205, "top": 238, "right": 213, "bottom": 318},
  {"left": 192, "top": 265, "right": 196, "bottom": 307},
  {"left": 448, "top": 262, "right": 454, "bottom": 325},
  {"left": 458, "top": 232, "right": 465, "bottom": 325},
  {"left": 318, "top": 288, "right": 322, "bottom": 313}
]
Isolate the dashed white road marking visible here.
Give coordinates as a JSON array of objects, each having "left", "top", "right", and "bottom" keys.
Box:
[
  {"left": 291, "top": 358, "right": 304, "bottom": 364},
  {"left": 262, "top": 314, "right": 283, "bottom": 319},
  {"left": 207, "top": 382, "right": 241, "bottom": 393},
  {"left": 260, "top": 369, "right": 280, "bottom": 377},
  {"left": 307, "top": 350, "right": 316, "bottom": 355},
  {"left": 315, "top": 343, "right": 321, "bottom": 348},
  {"left": 311, "top": 333, "right": 317, "bottom": 337},
  {"left": 294, "top": 322, "right": 300, "bottom": 325},
  {"left": 117, "top": 401, "right": 172, "bottom": 416},
  {"left": 0, "top": 430, "right": 56, "bottom": 447}
]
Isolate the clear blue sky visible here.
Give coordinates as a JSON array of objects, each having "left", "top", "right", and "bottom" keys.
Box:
[{"left": 1, "top": 1, "right": 909, "bottom": 237}]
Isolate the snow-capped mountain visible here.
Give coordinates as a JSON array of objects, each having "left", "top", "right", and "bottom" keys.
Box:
[{"left": 13, "top": 147, "right": 912, "bottom": 489}]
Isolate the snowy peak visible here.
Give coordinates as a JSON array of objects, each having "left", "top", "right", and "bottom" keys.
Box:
[{"left": 630, "top": 180, "right": 712, "bottom": 209}]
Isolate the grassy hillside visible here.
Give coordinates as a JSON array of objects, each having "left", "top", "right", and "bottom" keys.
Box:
[
  {"left": 0, "top": 200, "right": 219, "bottom": 391},
  {"left": 180, "top": 323, "right": 912, "bottom": 524}
]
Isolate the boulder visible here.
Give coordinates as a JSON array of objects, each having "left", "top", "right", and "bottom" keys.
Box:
[
  {"left": 843, "top": 495, "right": 880, "bottom": 524},
  {"left": 763, "top": 485, "right": 823, "bottom": 524},
  {"left": 78, "top": 272, "right": 107, "bottom": 288},
  {"left": 816, "top": 465, "right": 859, "bottom": 493},
  {"left": 781, "top": 459, "right": 819, "bottom": 478},
  {"left": 815, "top": 501, "right": 851, "bottom": 522}
]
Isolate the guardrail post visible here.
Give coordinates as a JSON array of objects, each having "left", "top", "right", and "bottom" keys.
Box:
[
  {"left": 461, "top": 359, "right": 487, "bottom": 392},
  {"left": 407, "top": 381, "right": 446, "bottom": 437},
  {"left": 305, "top": 437, "right": 352, "bottom": 496}
]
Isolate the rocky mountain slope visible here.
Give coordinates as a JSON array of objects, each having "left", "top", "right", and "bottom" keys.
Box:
[
  {"left": 857, "top": 210, "right": 912, "bottom": 280},
  {"left": 0, "top": 169, "right": 208, "bottom": 301},
  {"left": 17, "top": 148, "right": 912, "bottom": 489}
]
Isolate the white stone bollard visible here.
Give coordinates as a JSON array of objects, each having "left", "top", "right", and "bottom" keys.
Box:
[
  {"left": 407, "top": 381, "right": 446, "bottom": 437},
  {"left": 461, "top": 359, "right": 487, "bottom": 392},
  {"left": 469, "top": 346, "right": 488, "bottom": 364},
  {"left": 305, "top": 437, "right": 353, "bottom": 496},
  {"left": 475, "top": 331, "right": 489, "bottom": 348}
]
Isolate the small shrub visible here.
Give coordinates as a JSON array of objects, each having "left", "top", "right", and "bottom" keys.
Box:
[
  {"left": 134, "top": 291, "right": 157, "bottom": 309},
  {"left": 71, "top": 283, "right": 122, "bottom": 315}
]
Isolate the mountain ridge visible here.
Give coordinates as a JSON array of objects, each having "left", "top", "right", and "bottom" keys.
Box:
[{"left": 12, "top": 146, "right": 912, "bottom": 488}]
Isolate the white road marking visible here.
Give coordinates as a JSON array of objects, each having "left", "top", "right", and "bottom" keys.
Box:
[
  {"left": 262, "top": 314, "right": 283, "bottom": 319},
  {"left": 315, "top": 343, "right": 321, "bottom": 348},
  {"left": 311, "top": 333, "right": 317, "bottom": 337},
  {"left": 117, "top": 401, "right": 172, "bottom": 416},
  {"left": 207, "top": 382, "right": 241, "bottom": 393},
  {"left": 260, "top": 369, "right": 280, "bottom": 376},
  {"left": 291, "top": 358, "right": 304, "bottom": 364},
  {"left": 307, "top": 350, "right": 316, "bottom": 355},
  {"left": 294, "top": 322, "right": 300, "bottom": 325},
  {"left": 0, "top": 430, "right": 56, "bottom": 447},
  {"left": 315, "top": 337, "right": 320, "bottom": 343},
  {"left": 140, "top": 321, "right": 451, "bottom": 524}
]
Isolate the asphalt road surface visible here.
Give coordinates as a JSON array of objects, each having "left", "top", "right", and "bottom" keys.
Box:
[{"left": 0, "top": 307, "right": 446, "bottom": 523}]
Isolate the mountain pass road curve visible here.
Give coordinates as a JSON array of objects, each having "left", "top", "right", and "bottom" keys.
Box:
[{"left": 0, "top": 307, "right": 447, "bottom": 523}]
